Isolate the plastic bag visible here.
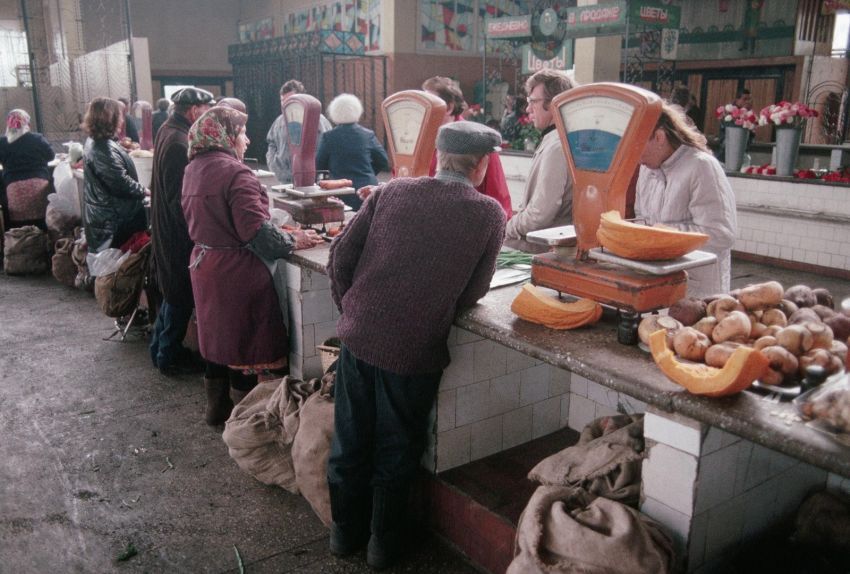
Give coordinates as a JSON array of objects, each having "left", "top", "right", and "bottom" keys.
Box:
[
  {"left": 795, "top": 372, "right": 850, "bottom": 441},
  {"left": 87, "top": 248, "right": 130, "bottom": 277},
  {"left": 270, "top": 208, "right": 293, "bottom": 228},
  {"left": 50, "top": 159, "right": 82, "bottom": 219}
]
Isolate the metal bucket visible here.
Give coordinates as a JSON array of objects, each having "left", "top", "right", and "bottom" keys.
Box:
[
  {"left": 775, "top": 127, "right": 801, "bottom": 177},
  {"left": 724, "top": 126, "right": 748, "bottom": 172}
]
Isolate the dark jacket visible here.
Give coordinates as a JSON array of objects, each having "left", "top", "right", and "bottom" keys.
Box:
[
  {"left": 0, "top": 132, "right": 54, "bottom": 185},
  {"left": 151, "top": 110, "right": 169, "bottom": 141},
  {"left": 83, "top": 137, "right": 147, "bottom": 252},
  {"left": 315, "top": 123, "right": 389, "bottom": 210},
  {"left": 150, "top": 112, "right": 194, "bottom": 307}
]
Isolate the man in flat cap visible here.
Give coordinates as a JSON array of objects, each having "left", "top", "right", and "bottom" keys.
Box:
[
  {"left": 149, "top": 86, "right": 214, "bottom": 376},
  {"left": 326, "top": 121, "right": 505, "bottom": 569}
]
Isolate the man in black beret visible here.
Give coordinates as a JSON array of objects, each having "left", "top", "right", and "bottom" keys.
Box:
[
  {"left": 148, "top": 86, "right": 214, "bottom": 376},
  {"left": 326, "top": 121, "right": 506, "bottom": 569}
]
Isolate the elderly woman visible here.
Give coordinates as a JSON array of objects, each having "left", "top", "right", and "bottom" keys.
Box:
[
  {"left": 81, "top": 97, "right": 147, "bottom": 253},
  {"left": 315, "top": 93, "right": 388, "bottom": 210},
  {"left": 181, "top": 107, "right": 322, "bottom": 425},
  {"left": 0, "top": 109, "right": 54, "bottom": 228}
]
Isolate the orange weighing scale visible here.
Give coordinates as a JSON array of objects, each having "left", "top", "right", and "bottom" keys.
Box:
[
  {"left": 381, "top": 90, "right": 447, "bottom": 177},
  {"left": 273, "top": 93, "right": 354, "bottom": 228},
  {"left": 529, "top": 83, "right": 715, "bottom": 343}
]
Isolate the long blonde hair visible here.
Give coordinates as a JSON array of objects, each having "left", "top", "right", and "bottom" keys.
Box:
[{"left": 655, "top": 102, "right": 709, "bottom": 153}]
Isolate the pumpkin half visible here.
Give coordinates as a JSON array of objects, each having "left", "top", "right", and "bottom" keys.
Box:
[
  {"left": 511, "top": 284, "right": 602, "bottom": 330},
  {"left": 648, "top": 329, "right": 769, "bottom": 397},
  {"left": 596, "top": 210, "right": 710, "bottom": 260}
]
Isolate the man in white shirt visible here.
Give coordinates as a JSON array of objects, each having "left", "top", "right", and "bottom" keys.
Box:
[
  {"left": 636, "top": 103, "right": 738, "bottom": 297},
  {"left": 505, "top": 69, "right": 575, "bottom": 241}
]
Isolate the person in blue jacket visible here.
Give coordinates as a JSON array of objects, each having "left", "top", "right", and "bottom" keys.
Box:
[{"left": 315, "top": 93, "right": 388, "bottom": 210}]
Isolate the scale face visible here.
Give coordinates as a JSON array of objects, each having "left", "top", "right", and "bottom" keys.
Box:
[
  {"left": 381, "top": 90, "right": 446, "bottom": 177},
  {"left": 281, "top": 93, "right": 322, "bottom": 187},
  {"left": 551, "top": 83, "right": 662, "bottom": 256}
]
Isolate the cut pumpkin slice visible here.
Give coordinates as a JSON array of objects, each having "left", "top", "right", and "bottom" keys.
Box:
[
  {"left": 511, "top": 284, "right": 602, "bottom": 330},
  {"left": 597, "top": 210, "right": 710, "bottom": 260},
  {"left": 648, "top": 329, "right": 769, "bottom": 397}
]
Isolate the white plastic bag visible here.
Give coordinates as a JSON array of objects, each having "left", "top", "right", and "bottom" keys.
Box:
[
  {"left": 87, "top": 248, "right": 130, "bottom": 277},
  {"left": 50, "top": 160, "right": 82, "bottom": 219}
]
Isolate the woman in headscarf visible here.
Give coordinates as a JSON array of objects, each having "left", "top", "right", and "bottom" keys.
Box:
[
  {"left": 315, "top": 93, "right": 388, "bottom": 210},
  {"left": 0, "top": 109, "right": 54, "bottom": 228},
  {"left": 81, "top": 97, "right": 147, "bottom": 253},
  {"left": 181, "top": 107, "right": 322, "bottom": 425}
]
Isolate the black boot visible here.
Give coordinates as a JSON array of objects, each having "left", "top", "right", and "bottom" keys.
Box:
[
  {"left": 228, "top": 371, "right": 257, "bottom": 407},
  {"left": 367, "top": 486, "right": 408, "bottom": 570},
  {"left": 204, "top": 376, "right": 233, "bottom": 426},
  {"left": 329, "top": 483, "right": 371, "bottom": 556}
]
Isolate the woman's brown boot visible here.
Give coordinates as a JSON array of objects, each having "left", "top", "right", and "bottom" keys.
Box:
[{"left": 204, "top": 377, "right": 233, "bottom": 425}]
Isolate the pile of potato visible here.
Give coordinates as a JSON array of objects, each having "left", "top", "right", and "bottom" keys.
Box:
[{"left": 639, "top": 282, "right": 850, "bottom": 386}]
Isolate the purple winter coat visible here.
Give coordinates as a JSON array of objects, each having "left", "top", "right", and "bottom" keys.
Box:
[{"left": 181, "top": 149, "right": 287, "bottom": 366}]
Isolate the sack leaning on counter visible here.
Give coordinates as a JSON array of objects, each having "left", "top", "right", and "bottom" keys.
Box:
[
  {"left": 51, "top": 237, "right": 78, "bottom": 287},
  {"left": 4, "top": 225, "right": 50, "bottom": 275},
  {"left": 94, "top": 243, "right": 150, "bottom": 318}
]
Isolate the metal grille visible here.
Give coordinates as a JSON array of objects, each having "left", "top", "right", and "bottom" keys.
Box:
[
  {"left": 19, "top": 0, "right": 134, "bottom": 148},
  {"left": 623, "top": 28, "right": 676, "bottom": 98}
]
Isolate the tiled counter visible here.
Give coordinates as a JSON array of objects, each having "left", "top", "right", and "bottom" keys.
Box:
[{"left": 284, "top": 245, "right": 850, "bottom": 572}]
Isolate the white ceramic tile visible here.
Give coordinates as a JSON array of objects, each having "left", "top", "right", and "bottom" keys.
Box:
[
  {"left": 287, "top": 287, "right": 303, "bottom": 326},
  {"left": 435, "top": 426, "right": 471, "bottom": 472},
  {"left": 586, "top": 380, "right": 619, "bottom": 409},
  {"left": 506, "top": 347, "right": 540, "bottom": 373},
  {"left": 301, "top": 289, "right": 334, "bottom": 324},
  {"left": 441, "top": 343, "right": 474, "bottom": 391},
  {"left": 313, "top": 320, "right": 339, "bottom": 352},
  {"left": 559, "top": 395, "right": 571, "bottom": 428},
  {"left": 768, "top": 447, "right": 797, "bottom": 476},
  {"left": 488, "top": 373, "right": 520, "bottom": 417},
  {"left": 285, "top": 262, "right": 301, "bottom": 290},
  {"left": 437, "top": 389, "right": 456, "bottom": 432},
  {"left": 302, "top": 354, "right": 323, "bottom": 380},
  {"left": 473, "top": 339, "right": 507, "bottom": 382},
  {"left": 774, "top": 463, "right": 827, "bottom": 516},
  {"left": 570, "top": 373, "right": 590, "bottom": 397},
  {"left": 687, "top": 511, "right": 709, "bottom": 570},
  {"left": 532, "top": 397, "right": 561, "bottom": 439},
  {"left": 548, "top": 367, "right": 570, "bottom": 397},
  {"left": 742, "top": 443, "right": 775, "bottom": 491},
  {"left": 618, "top": 394, "right": 647, "bottom": 415},
  {"left": 595, "top": 404, "right": 619, "bottom": 418},
  {"left": 470, "top": 416, "right": 503, "bottom": 460},
  {"left": 639, "top": 497, "right": 692, "bottom": 553},
  {"left": 704, "top": 497, "right": 746, "bottom": 562},
  {"left": 732, "top": 441, "right": 754, "bottom": 496},
  {"left": 741, "top": 477, "right": 781, "bottom": 540},
  {"left": 520, "top": 364, "right": 549, "bottom": 406},
  {"left": 502, "top": 405, "right": 533, "bottom": 449},
  {"left": 642, "top": 443, "right": 699, "bottom": 516},
  {"left": 300, "top": 323, "right": 315, "bottom": 358},
  {"left": 307, "top": 269, "right": 331, "bottom": 290},
  {"left": 644, "top": 411, "right": 703, "bottom": 456},
  {"left": 456, "top": 328, "right": 483, "bottom": 344},
  {"left": 455, "top": 380, "right": 491, "bottom": 426},
  {"left": 695, "top": 444, "right": 742, "bottom": 513},
  {"left": 567, "top": 393, "right": 596, "bottom": 432}
]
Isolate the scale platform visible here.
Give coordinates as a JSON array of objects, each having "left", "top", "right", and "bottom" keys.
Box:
[
  {"left": 531, "top": 252, "right": 688, "bottom": 313},
  {"left": 273, "top": 183, "right": 356, "bottom": 198},
  {"left": 587, "top": 248, "right": 717, "bottom": 275},
  {"left": 269, "top": 184, "right": 354, "bottom": 227}
]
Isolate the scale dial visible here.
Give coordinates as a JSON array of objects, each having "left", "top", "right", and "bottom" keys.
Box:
[
  {"left": 284, "top": 102, "right": 305, "bottom": 146},
  {"left": 560, "top": 97, "right": 635, "bottom": 173},
  {"left": 385, "top": 100, "right": 427, "bottom": 156}
]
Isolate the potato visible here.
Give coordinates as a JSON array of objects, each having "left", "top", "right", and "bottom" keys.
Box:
[
  {"left": 737, "top": 281, "right": 784, "bottom": 311},
  {"left": 761, "top": 308, "right": 787, "bottom": 328},
  {"left": 693, "top": 316, "right": 718, "bottom": 339},
  {"left": 712, "top": 310, "right": 752, "bottom": 344},
  {"left": 811, "top": 305, "right": 836, "bottom": 320},
  {"left": 775, "top": 324, "right": 814, "bottom": 356},
  {"left": 799, "top": 348, "right": 843, "bottom": 378},
  {"left": 784, "top": 285, "right": 817, "bottom": 308},
  {"left": 668, "top": 297, "right": 707, "bottom": 327},
  {"left": 638, "top": 315, "right": 682, "bottom": 347},
  {"left": 753, "top": 335, "right": 777, "bottom": 350},
  {"left": 761, "top": 345, "right": 800, "bottom": 383},
  {"left": 778, "top": 299, "right": 799, "bottom": 317},
  {"left": 789, "top": 308, "right": 821, "bottom": 325},
  {"left": 705, "top": 342, "right": 742, "bottom": 368},
  {"left": 805, "top": 321, "right": 834, "bottom": 350},
  {"left": 824, "top": 313, "right": 850, "bottom": 343},
  {"left": 707, "top": 296, "right": 745, "bottom": 321},
  {"left": 672, "top": 327, "right": 712, "bottom": 362},
  {"left": 812, "top": 288, "right": 834, "bottom": 309}
]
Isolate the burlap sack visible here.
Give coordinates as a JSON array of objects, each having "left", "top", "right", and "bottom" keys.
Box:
[
  {"left": 94, "top": 243, "right": 150, "bottom": 317},
  {"left": 223, "top": 376, "right": 321, "bottom": 492},
  {"left": 71, "top": 228, "right": 93, "bottom": 292},
  {"left": 507, "top": 485, "right": 674, "bottom": 574},
  {"left": 45, "top": 203, "right": 81, "bottom": 245},
  {"left": 3, "top": 225, "right": 49, "bottom": 275},
  {"left": 792, "top": 491, "right": 850, "bottom": 552},
  {"left": 528, "top": 414, "right": 645, "bottom": 506},
  {"left": 291, "top": 371, "right": 335, "bottom": 526},
  {"left": 51, "top": 237, "right": 77, "bottom": 287}
]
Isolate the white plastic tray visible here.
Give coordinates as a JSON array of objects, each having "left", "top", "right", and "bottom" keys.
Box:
[
  {"left": 277, "top": 183, "right": 356, "bottom": 198},
  {"left": 587, "top": 248, "right": 717, "bottom": 275},
  {"left": 525, "top": 225, "right": 577, "bottom": 246}
]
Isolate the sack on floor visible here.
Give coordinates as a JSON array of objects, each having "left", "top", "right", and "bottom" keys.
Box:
[
  {"left": 223, "top": 376, "right": 322, "bottom": 493},
  {"left": 4, "top": 225, "right": 49, "bottom": 275},
  {"left": 94, "top": 243, "right": 149, "bottom": 318},
  {"left": 51, "top": 237, "right": 78, "bottom": 287},
  {"left": 291, "top": 370, "right": 336, "bottom": 526},
  {"left": 507, "top": 485, "right": 674, "bottom": 574},
  {"left": 528, "top": 414, "right": 645, "bottom": 506},
  {"left": 71, "top": 228, "right": 93, "bottom": 292}
]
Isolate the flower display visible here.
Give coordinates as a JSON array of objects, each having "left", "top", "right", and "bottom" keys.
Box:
[
  {"left": 715, "top": 103, "right": 759, "bottom": 131},
  {"left": 758, "top": 101, "right": 819, "bottom": 129},
  {"left": 511, "top": 114, "right": 541, "bottom": 151}
]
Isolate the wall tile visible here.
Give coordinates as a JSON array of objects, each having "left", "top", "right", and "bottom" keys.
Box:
[
  {"left": 644, "top": 411, "right": 703, "bottom": 456},
  {"left": 618, "top": 394, "right": 647, "bottom": 415},
  {"left": 570, "top": 373, "right": 590, "bottom": 397},
  {"left": 287, "top": 287, "right": 303, "bottom": 326},
  {"left": 704, "top": 497, "right": 746, "bottom": 563},
  {"left": 559, "top": 395, "right": 571, "bottom": 428},
  {"left": 436, "top": 426, "right": 471, "bottom": 472},
  {"left": 441, "top": 343, "right": 474, "bottom": 390},
  {"left": 437, "top": 389, "right": 457, "bottom": 432},
  {"left": 687, "top": 510, "right": 709, "bottom": 570},
  {"left": 473, "top": 339, "right": 507, "bottom": 381},
  {"left": 549, "top": 368, "right": 570, "bottom": 397},
  {"left": 489, "top": 373, "right": 520, "bottom": 417},
  {"left": 595, "top": 404, "right": 619, "bottom": 418},
  {"left": 470, "top": 416, "right": 503, "bottom": 460},
  {"left": 302, "top": 354, "right": 323, "bottom": 380},
  {"left": 455, "top": 380, "right": 491, "bottom": 426},
  {"left": 642, "top": 443, "right": 699, "bottom": 516},
  {"left": 502, "top": 405, "right": 532, "bottom": 449},
  {"left": 567, "top": 393, "right": 596, "bottom": 432},
  {"left": 506, "top": 347, "right": 540, "bottom": 373},
  {"left": 532, "top": 397, "right": 561, "bottom": 439},
  {"left": 300, "top": 323, "right": 315, "bottom": 358},
  {"left": 695, "top": 443, "right": 742, "bottom": 513},
  {"left": 301, "top": 289, "right": 334, "bottom": 324},
  {"left": 285, "top": 262, "right": 301, "bottom": 290},
  {"left": 732, "top": 441, "right": 754, "bottom": 496},
  {"left": 520, "top": 364, "right": 550, "bottom": 406},
  {"left": 640, "top": 497, "right": 692, "bottom": 554},
  {"left": 742, "top": 443, "right": 774, "bottom": 491},
  {"left": 289, "top": 352, "right": 304, "bottom": 379},
  {"left": 586, "top": 380, "right": 619, "bottom": 409},
  {"left": 313, "top": 320, "right": 338, "bottom": 350},
  {"left": 457, "top": 328, "right": 483, "bottom": 344},
  {"left": 307, "top": 269, "right": 331, "bottom": 290}
]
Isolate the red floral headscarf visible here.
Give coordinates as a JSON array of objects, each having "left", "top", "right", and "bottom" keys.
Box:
[
  {"left": 5, "top": 109, "right": 31, "bottom": 143},
  {"left": 188, "top": 107, "right": 248, "bottom": 160}
]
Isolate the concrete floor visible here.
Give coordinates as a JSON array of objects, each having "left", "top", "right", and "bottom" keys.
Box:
[{"left": 0, "top": 274, "right": 478, "bottom": 574}]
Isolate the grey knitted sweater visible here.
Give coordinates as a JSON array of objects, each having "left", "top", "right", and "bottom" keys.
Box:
[{"left": 327, "top": 175, "right": 506, "bottom": 375}]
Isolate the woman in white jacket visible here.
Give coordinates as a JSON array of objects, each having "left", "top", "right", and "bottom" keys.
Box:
[{"left": 636, "top": 103, "right": 738, "bottom": 298}]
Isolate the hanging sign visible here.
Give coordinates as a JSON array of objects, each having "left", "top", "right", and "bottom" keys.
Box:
[
  {"left": 628, "top": 2, "right": 681, "bottom": 29},
  {"left": 486, "top": 15, "right": 532, "bottom": 39},
  {"left": 565, "top": 2, "right": 626, "bottom": 32},
  {"left": 521, "top": 43, "right": 572, "bottom": 74}
]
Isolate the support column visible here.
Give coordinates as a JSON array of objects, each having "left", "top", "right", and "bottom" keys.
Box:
[{"left": 573, "top": 0, "right": 622, "bottom": 84}]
